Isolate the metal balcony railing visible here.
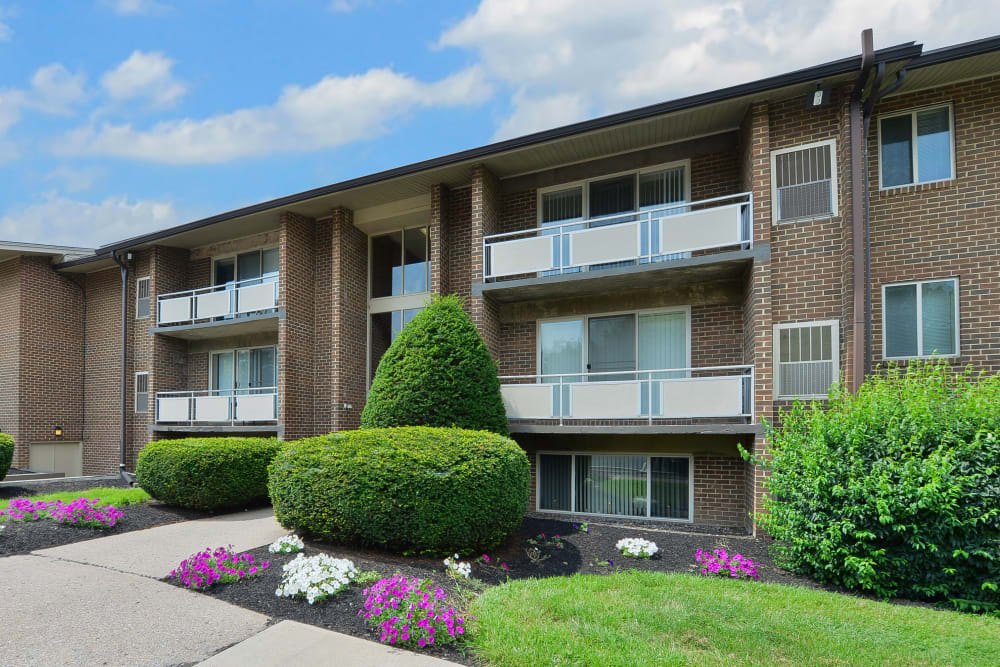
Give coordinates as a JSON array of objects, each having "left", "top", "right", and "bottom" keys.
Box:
[
  {"left": 499, "top": 365, "right": 754, "bottom": 424},
  {"left": 154, "top": 388, "right": 278, "bottom": 425},
  {"left": 483, "top": 192, "right": 752, "bottom": 281},
  {"left": 156, "top": 277, "right": 279, "bottom": 326}
]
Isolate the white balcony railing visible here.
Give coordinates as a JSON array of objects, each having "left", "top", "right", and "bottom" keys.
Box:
[
  {"left": 483, "top": 192, "right": 752, "bottom": 280},
  {"left": 155, "top": 388, "right": 278, "bottom": 425},
  {"left": 499, "top": 366, "right": 754, "bottom": 424},
  {"left": 156, "top": 277, "right": 279, "bottom": 326}
]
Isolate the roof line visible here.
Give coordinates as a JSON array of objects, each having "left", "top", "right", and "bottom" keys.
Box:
[
  {"left": 909, "top": 33, "right": 1000, "bottom": 69},
  {"left": 53, "top": 251, "right": 114, "bottom": 270},
  {"left": 95, "top": 41, "right": 922, "bottom": 254}
]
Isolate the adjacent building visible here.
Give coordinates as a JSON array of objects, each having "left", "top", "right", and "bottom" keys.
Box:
[{"left": 2, "top": 33, "right": 998, "bottom": 534}]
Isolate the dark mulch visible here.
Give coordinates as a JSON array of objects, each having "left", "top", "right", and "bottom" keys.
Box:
[
  {"left": 168, "top": 516, "right": 817, "bottom": 665},
  {"left": 1, "top": 497, "right": 208, "bottom": 558}
]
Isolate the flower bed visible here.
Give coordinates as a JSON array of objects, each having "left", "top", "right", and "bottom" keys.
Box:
[
  {"left": 695, "top": 548, "right": 760, "bottom": 580},
  {"left": 360, "top": 575, "right": 470, "bottom": 649},
  {"left": 616, "top": 537, "right": 659, "bottom": 559},
  {"left": 275, "top": 553, "right": 358, "bottom": 604},
  {"left": 169, "top": 546, "right": 269, "bottom": 590},
  {"left": 2, "top": 497, "right": 124, "bottom": 528}
]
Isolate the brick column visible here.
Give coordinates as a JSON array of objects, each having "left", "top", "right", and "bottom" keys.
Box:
[
  {"left": 278, "top": 212, "right": 316, "bottom": 440},
  {"left": 430, "top": 184, "right": 451, "bottom": 296},
  {"left": 469, "top": 165, "right": 501, "bottom": 357},
  {"left": 740, "top": 102, "right": 773, "bottom": 536},
  {"left": 329, "top": 207, "right": 367, "bottom": 432},
  {"left": 147, "top": 246, "right": 190, "bottom": 459}
]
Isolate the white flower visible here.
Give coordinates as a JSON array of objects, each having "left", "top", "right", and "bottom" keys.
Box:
[
  {"left": 274, "top": 553, "right": 358, "bottom": 604},
  {"left": 269, "top": 534, "right": 305, "bottom": 554},
  {"left": 443, "top": 555, "right": 472, "bottom": 579},
  {"left": 616, "top": 537, "right": 659, "bottom": 558}
]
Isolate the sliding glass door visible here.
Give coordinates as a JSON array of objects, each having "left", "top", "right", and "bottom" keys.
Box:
[
  {"left": 211, "top": 346, "right": 277, "bottom": 395},
  {"left": 537, "top": 452, "right": 691, "bottom": 521},
  {"left": 214, "top": 248, "right": 279, "bottom": 288}
]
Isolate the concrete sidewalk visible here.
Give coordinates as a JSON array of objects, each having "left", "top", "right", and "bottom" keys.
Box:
[{"left": 6, "top": 508, "right": 462, "bottom": 666}]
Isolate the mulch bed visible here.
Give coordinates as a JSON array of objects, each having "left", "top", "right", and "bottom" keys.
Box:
[
  {"left": 1, "top": 478, "right": 209, "bottom": 557},
  {"left": 169, "top": 516, "right": 817, "bottom": 665}
]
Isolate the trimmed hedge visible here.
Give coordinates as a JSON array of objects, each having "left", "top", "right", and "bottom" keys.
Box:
[
  {"left": 758, "top": 361, "right": 1000, "bottom": 614},
  {"left": 136, "top": 437, "right": 283, "bottom": 511},
  {"left": 362, "top": 295, "right": 509, "bottom": 435},
  {"left": 268, "top": 427, "right": 530, "bottom": 554},
  {"left": 0, "top": 433, "right": 13, "bottom": 480}
]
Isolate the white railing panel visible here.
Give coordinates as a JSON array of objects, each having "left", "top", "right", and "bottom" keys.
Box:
[
  {"left": 158, "top": 296, "right": 192, "bottom": 324},
  {"left": 570, "top": 381, "right": 641, "bottom": 419},
  {"left": 195, "top": 290, "right": 231, "bottom": 319},
  {"left": 659, "top": 376, "right": 744, "bottom": 418},
  {"left": 568, "top": 222, "right": 641, "bottom": 266},
  {"left": 157, "top": 397, "right": 190, "bottom": 421},
  {"left": 501, "top": 384, "right": 554, "bottom": 419},
  {"left": 490, "top": 235, "right": 555, "bottom": 277},
  {"left": 235, "top": 394, "right": 277, "bottom": 421},
  {"left": 659, "top": 204, "right": 742, "bottom": 256},
  {"left": 194, "top": 396, "right": 230, "bottom": 422},
  {"left": 236, "top": 283, "right": 277, "bottom": 314}
]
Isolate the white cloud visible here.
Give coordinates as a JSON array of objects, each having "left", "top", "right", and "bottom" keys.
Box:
[
  {"left": 0, "top": 6, "right": 15, "bottom": 42},
  {"left": 0, "top": 88, "right": 25, "bottom": 134},
  {"left": 329, "top": 0, "right": 371, "bottom": 12},
  {"left": 0, "top": 194, "right": 182, "bottom": 247},
  {"left": 29, "top": 64, "right": 87, "bottom": 114},
  {"left": 441, "top": 0, "right": 997, "bottom": 138},
  {"left": 101, "top": 50, "right": 186, "bottom": 109},
  {"left": 102, "top": 0, "right": 171, "bottom": 16},
  {"left": 60, "top": 65, "right": 493, "bottom": 164},
  {"left": 44, "top": 166, "right": 105, "bottom": 193}
]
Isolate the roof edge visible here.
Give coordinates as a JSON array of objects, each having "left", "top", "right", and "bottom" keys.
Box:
[
  {"left": 53, "top": 251, "right": 115, "bottom": 270},
  {"left": 909, "top": 34, "right": 1000, "bottom": 69}
]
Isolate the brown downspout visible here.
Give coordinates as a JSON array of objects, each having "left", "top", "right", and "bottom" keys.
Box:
[
  {"left": 111, "top": 251, "right": 130, "bottom": 480},
  {"left": 849, "top": 29, "right": 875, "bottom": 392}
]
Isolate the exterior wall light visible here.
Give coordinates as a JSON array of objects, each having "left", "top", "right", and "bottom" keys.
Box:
[{"left": 54, "top": 427, "right": 63, "bottom": 437}]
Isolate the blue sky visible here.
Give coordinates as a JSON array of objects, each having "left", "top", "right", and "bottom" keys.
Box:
[{"left": 0, "top": 0, "right": 995, "bottom": 248}]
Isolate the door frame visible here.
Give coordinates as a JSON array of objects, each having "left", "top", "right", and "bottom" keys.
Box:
[{"left": 208, "top": 345, "right": 278, "bottom": 392}]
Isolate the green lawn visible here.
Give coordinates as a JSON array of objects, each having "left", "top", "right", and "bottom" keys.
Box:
[
  {"left": 0, "top": 486, "right": 150, "bottom": 511},
  {"left": 470, "top": 571, "right": 1000, "bottom": 666}
]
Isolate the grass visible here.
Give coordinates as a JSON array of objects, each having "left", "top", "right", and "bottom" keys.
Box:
[
  {"left": 0, "top": 487, "right": 151, "bottom": 511},
  {"left": 469, "top": 571, "right": 1000, "bottom": 666}
]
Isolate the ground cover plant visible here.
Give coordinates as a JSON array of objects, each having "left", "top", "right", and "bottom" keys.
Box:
[
  {"left": 269, "top": 426, "right": 530, "bottom": 554},
  {"left": 2, "top": 496, "right": 126, "bottom": 528},
  {"left": 269, "top": 534, "right": 304, "bottom": 554},
  {"left": 137, "top": 437, "right": 282, "bottom": 511},
  {"left": 755, "top": 361, "right": 1000, "bottom": 613},
  {"left": 695, "top": 548, "right": 759, "bottom": 580},
  {"left": 470, "top": 570, "right": 1000, "bottom": 667},
  {"left": 362, "top": 295, "right": 508, "bottom": 435},
  {"left": 0, "top": 486, "right": 150, "bottom": 511},
  {"left": 275, "top": 553, "right": 358, "bottom": 604},
  {"left": 616, "top": 537, "right": 659, "bottom": 558},
  {"left": 360, "top": 575, "right": 470, "bottom": 649},
  {"left": 169, "top": 546, "right": 269, "bottom": 590}
]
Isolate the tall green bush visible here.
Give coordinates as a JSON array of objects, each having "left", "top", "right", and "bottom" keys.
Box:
[
  {"left": 361, "top": 294, "right": 508, "bottom": 435},
  {"left": 268, "top": 427, "right": 530, "bottom": 554},
  {"left": 0, "top": 433, "right": 13, "bottom": 480},
  {"left": 757, "top": 361, "right": 1000, "bottom": 614},
  {"left": 136, "top": 437, "right": 282, "bottom": 511}
]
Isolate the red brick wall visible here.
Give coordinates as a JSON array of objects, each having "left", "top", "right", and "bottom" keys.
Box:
[
  {"left": 448, "top": 186, "right": 472, "bottom": 303},
  {"left": 0, "top": 260, "right": 21, "bottom": 458},
  {"left": 693, "top": 455, "right": 746, "bottom": 527},
  {"left": 82, "top": 267, "right": 123, "bottom": 475},
  {"left": 329, "top": 207, "right": 368, "bottom": 432},
  {"left": 278, "top": 212, "right": 316, "bottom": 439}
]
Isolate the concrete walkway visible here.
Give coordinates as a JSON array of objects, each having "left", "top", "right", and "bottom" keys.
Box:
[{"left": 4, "top": 508, "right": 462, "bottom": 666}]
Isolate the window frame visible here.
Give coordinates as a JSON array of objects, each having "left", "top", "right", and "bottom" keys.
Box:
[
  {"left": 877, "top": 103, "right": 956, "bottom": 190},
  {"left": 881, "top": 277, "right": 960, "bottom": 361},
  {"left": 210, "top": 245, "right": 280, "bottom": 287},
  {"left": 134, "top": 371, "right": 149, "bottom": 414},
  {"left": 769, "top": 138, "right": 839, "bottom": 225},
  {"left": 773, "top": 319, "right": 840, "bottom": 399},
  {"left": 535, "top": 450, "right": 694, "bottom": 523},
  {"left": 135, "top": 276, "right": 151, "bottom": 320},
  {"left": 535, "top": 305, "right": 693, "bottom": 380},
  {"left": 534, "top": 160, "right": 692, "bottom": 227},
  {"left": 207, "top": 345, "right": 279, "bottom": 391}
]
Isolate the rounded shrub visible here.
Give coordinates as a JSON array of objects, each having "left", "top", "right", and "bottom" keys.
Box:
[
  {"left": 758, "top": 361, "right": 1000, "bottom": 614},
  {"left": 362, "top": 295, "right": 509, "bottom": 435},
  {"left": 0, "top": 433, "right": 13, "bottom": 480},
  {"left": 268, "top": 427, "right": 530, "bottom": 554},
  {"left": 136, "top": 437, "right": 283, "bottom": 511}
]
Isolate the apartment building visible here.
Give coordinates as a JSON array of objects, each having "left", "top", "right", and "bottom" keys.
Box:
[{"left": 1, "top": 33, "right": 998, "bottom": 534}]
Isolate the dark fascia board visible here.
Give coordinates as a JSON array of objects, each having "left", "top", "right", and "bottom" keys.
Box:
[
  {"left": 53, "top": 250, "right": 114, "bottom": 270},
  {"left": 96, "top": 41, "right": 923, "bottom": 255},
  {"left": 908, "top": 33, "right": 1000, "bottom": 69}
]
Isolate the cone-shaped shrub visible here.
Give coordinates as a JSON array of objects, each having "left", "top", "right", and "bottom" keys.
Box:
[
  {"left": 0, "top": 433, "right": 13, "bottom": 480},
  {"left": 361, "top": 294, "right": 508, "bottom": 435}
]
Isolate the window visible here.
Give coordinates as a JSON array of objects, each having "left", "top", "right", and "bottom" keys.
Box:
[
  {"left": 136, "top": 277, "right": 150, "bottom": 319},
  {"left": 770, "top": 140, "right": 838, "bottom": 223},
  {"left": 537, "top": 452, "right": 692, "bottom": 521},
  {"left": 883, "top": 279, "right": 959, "bottom": 359},
  {"left": 134, "top": 372, "right": 149, "bottom": 413},
  {"left": 774, "top": 321, "right": 839, "bottom": 398},
  {"left": 370, "top": 227, "right": 429, "bottom": 299},
  {"left": 538, "top": 308, "right": 689, "bottom": 416},
  {"left": 213, "top": 248, "right": 279, "bottom": 287},
  {"left": 369, "top": 307, "right": 424, "bottom": 382},
  {"left": 210, "top": 346, "right": 278, "bottom": 393},
  {"left": 879, "top": 105, "right": 954, "bottom": 188}
]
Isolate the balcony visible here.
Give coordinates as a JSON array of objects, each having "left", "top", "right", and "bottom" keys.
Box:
[
  {"left": 478, "top": 193, "right": 756, "bottom": 303},
  {"left": 153, "top": 278, "right": 280, "bottom": 339},
  {"left": 500, "top": 365, "right": 754, "bottom": 432},
  {"left": 154, "top": 388, "right": 278, "bottom": 427}
]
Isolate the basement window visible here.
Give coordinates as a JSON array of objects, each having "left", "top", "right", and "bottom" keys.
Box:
[{"left": 770, "top": 140, "right": 837, "bottom": 223}]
